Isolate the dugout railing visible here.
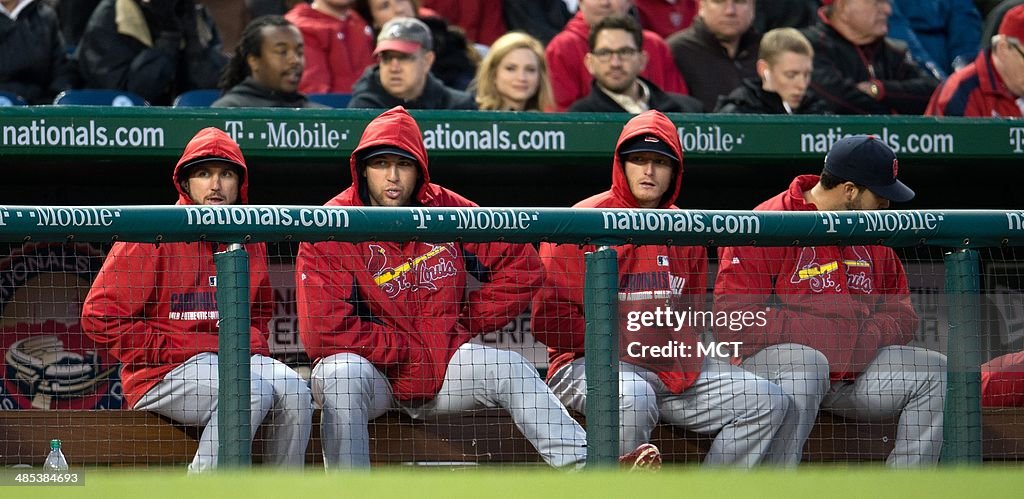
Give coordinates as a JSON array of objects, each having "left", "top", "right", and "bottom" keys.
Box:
[{"left": 0, "top": 205, "right": 1018, "bottom": 467}]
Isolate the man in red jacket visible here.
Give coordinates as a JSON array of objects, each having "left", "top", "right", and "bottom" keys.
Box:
[
  {"left": 714, "top": 135, "right": 946, "bottom": 467},
  {"left": 81, "top": 128, "right": 313, "bottom": 473},
  {"left": 286, "top": 0, "right": 376, "bottom": 94},
  {"left": 926, "top": 4, "right": 1024, "bottom": 117},
  {"left": 546, "top": 0, "right": 689, "bottom": 111},
  {"left": 532, "top": 110, "right": 794, "bottom": 467},
  {"left": 295, "top": 106, "right": 588, "bottom": 469}
]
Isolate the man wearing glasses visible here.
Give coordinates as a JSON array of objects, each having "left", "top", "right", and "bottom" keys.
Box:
[
  {"left": 348, "top": 16, "right": 476, "bottom": 109},
  {"left": 569, "top": 15, "right": 703, "bottom": 113},
  {"left": 926, "top": 5, "right": 1024, "bottom": 117}
]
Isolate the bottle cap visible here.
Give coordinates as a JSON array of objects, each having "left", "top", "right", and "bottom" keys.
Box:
[{"left": 50, "top": 439, "right": 61, "bottom": 449}]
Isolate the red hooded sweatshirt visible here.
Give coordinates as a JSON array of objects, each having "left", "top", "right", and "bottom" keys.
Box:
[
  {"left": 295, "top": 107, "right": 543, "bottom": 401},
  {"left": 286, "top": 2, "right": 376, "bottom": 94},
  {"left": 81, "top": 128, "right": 273, "bottom": 408},
  {"left": 713, "top": 175, "right": 919, "bottom": 380},
  {"left": 531, "top": 110, "right": 707, "bottom": 394},
  {"left": 546, "top": 11, "right": 689, "bottom": 111}
]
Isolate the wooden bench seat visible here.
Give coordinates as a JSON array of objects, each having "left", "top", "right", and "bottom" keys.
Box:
[{"left": 1, "top": 409, "right": 1022, "bottom": 466}]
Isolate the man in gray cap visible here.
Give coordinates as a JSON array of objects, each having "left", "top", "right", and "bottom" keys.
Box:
[
  {"left": 348, "top": 16, "right": 476, "bottom": 109},
  {"left": 715, "top": 135, "right": 947, "bottom": 467}
]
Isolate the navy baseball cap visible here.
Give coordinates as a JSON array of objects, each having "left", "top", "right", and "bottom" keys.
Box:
[
  {"left": 619, "top": 134, "right": 680, "bottom": 163},
  {"left": 359, "top": 146, "right": 417, "bottom": 162},
  {"left": 823, "top": 135, "right": 914, "bottom": 202}
]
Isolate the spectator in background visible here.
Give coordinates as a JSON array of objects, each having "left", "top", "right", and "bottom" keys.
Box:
[
  {"left": 295, "top": 106, "right": 589, "bottom": 470},
  {"left": 82, "top": 127, "right": 313, "bottom": 473},
  {"left": 547, "top": 0, "right": 688, "bottom": 111},
  {"left": 667, "top": 0, "right": 761, "bottom": 112},
  {"left": 886, "top": 0, "right": 982, "bottom": 79},
  {"left": 715, "top": 135, "right": 946, "bottom": 467},
  {"left": 420, "top": 0, "right": 507, "bottom": 46},
  {"left": 75, "top": 0, "right": 227, "bottom": 106},
  {"left": 286, "top": 0, "right": 376, "bottom": 94},
  {"left": 531, "top": 109, "right": 794, "bottom": 468},
  {"left": 348, "top": 16, "right": 475, "bottom": 109},
  {"left": 926, "top": 4, "right": 1024, "bottom": 117},
  {"left": 1, "top": 0, "right": 76, "bottom": 104},
  {"left": 633, "top": 0, "right": 697, "bottom": 39},
  {"left": 502, "top": 0, "right": 572, "bottom": 45},
  {"left": 213, "top": 15, "right": 326, "bottom": 108},
  {"left": 716, "top": 27, "right": 830, "bottom": 114},
  {"left": 570, "top": 15, "right": 703, "bottom": 112},
  {"left": 802, "top": 0, "right": 938, "bottom": 114},
  {"left": 354, "top": 0, "right": 476, "bottom": 89},
  {"left": 753, "top": 0, "right": 818, "bottom": 34},
  {"left": 53, "top": 0, "right": 101, "bottom": 49},
  {"left": 473, "top": 32, "right": 554, "bottom": 111}
]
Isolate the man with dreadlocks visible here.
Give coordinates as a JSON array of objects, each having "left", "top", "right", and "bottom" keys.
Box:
[{"left": 213, "top": 15, "right": 327, "bottom": 108}]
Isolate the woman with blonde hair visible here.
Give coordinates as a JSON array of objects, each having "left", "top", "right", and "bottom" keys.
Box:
[{"left": 474, "top": 32, "right": 553, "bottom": 111}]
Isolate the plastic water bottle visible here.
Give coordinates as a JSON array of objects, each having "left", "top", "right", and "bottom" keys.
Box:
[{"left": 43, "top": 439, "right": 69, "bottom": 472}]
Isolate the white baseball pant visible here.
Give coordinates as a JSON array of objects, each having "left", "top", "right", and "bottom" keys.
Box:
[
  {"left": 548, "top": 356, "right": 795, "bottom": 467},
  {"left": 312, "top": 343, "right": 588, "bottom": 469},
  {"left": 135, "top": 352, "right": 314, "bottom": 473},
  {"left": 742, "top": 343, "right": 947, "bottom": 467}
]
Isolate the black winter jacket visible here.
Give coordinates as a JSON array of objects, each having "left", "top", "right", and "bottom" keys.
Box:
[
  {"left": 569, "top": 78, "right": 704, "bottom": 114},
  {"left": 347, "top": 65, "right": 477, "bottom": 110},
  {"left": 74, "top": 0, "right": 226, "bottom": 105},
  {"left": 667, "top": 16, "right": 761, "bottom": 112},
  {"left": 801, "top": 12, "right": 938, "bottom": 115},
  {"left": 212, "top": 78, "right": 326, "bottom": 108},
  {"left": 714, "top": 78, "right": 831, "bottom": 115},
  {"left": 0, "top": 0, "right": 75, "bottom": 104}
]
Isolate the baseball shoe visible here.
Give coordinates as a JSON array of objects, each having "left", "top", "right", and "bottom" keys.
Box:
[{"left": 618, "top": 443, "right": 662, "bottom": 471}]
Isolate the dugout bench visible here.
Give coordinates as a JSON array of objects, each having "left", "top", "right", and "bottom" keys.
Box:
[{"left": 2, "top": 408, "right": 1022, "bottom": 466}]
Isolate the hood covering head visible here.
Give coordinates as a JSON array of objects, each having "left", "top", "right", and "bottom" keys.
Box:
[
  {"left": 174, "top": 127, "right": 249, "bottom": 205},
  {"left": 611, "top": 110, "right": 684, "bottom": 208},
  {"left": 349, "top": 106, "right": 431, "bottom": 206}
]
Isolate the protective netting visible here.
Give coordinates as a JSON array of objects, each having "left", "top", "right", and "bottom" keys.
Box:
[{"left": 0, "top": 235, "right": 1020, "bottom": 469}]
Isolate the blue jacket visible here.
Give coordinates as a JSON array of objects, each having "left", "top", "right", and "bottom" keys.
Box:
[{"left": 887, "top": 0, "right": 982, "bottom": 78}]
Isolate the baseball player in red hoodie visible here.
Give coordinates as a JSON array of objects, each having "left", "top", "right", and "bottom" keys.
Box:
[
  {"left": 295, "top": 106, "right": 589, "bottom": 469},
  {"left": 714, "top": 135, "right": 946, "bottom": 467},
  {"left": 81, "top": 127, "right": 313, "bottom": 472},
  {"left": 532, "top": 110, "right": 795, "bottom": 468}
]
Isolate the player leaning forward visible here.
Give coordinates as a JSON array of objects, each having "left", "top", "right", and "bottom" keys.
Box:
[
  {"left": 531, "top": 110, "right": 796, "bottom": 468},
  {"left": 81, "top": 128, "right": 313, "bottom": 472},
  {"left": 714, "top": 135, "right": 947, "bottom": 467},
  {"left": 295, "top": 106, "right": 594, "bottom": 469}
]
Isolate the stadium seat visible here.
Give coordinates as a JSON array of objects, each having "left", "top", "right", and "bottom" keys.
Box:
[
  {"left": 172, "top": 89, "right": 221, "bottom": 107},
  {"left": 308, "top": 93, "right": 352, "bottom": 108},
  {"left": 52, "top": 89, "right": 148, "bottom": 106},
  {"left": 0, "top": 91, "right": 28, "bottom": 106}
]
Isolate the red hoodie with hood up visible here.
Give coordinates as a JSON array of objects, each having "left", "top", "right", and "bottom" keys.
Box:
[
  {"left": 713, "top": 175, "right": 919, "bottom": 380},
  {"left": 531, "top": 110, "right": 708, "bottom": 394},
  {"left": 295, "top": 107, "right": 543, "bottom": 401},
  {"left": 81, "top": 128, "right": 273, "bottom": 408}
]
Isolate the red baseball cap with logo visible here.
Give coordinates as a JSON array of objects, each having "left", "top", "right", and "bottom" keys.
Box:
[{"left": 1000, "top": 5, "right": 1024, "bottom": 43}]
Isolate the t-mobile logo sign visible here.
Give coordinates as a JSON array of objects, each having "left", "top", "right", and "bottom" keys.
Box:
[{"left": 1009, "top": 128, "right": 1024, "bottom": 153}]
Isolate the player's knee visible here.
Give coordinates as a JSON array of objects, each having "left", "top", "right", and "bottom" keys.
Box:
[
  {"left": 759, "top": 381, "right": 792, "bottom": 425},
  {"left": 619, "top": 377, "right": 657, "bottom": 415}
]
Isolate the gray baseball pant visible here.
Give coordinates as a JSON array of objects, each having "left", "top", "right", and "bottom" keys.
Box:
[
  {"left": 312, "top": 343, "right": 588, "bottom": 469},
  {"left": 743, "top": 343, "right": 947, "bottom": 467},
  {"left": 135, "top": 352, "right": 314, "bottom": 473},
  {"left": 547, "top": 356, "right": 794, "bottom": 467}
]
